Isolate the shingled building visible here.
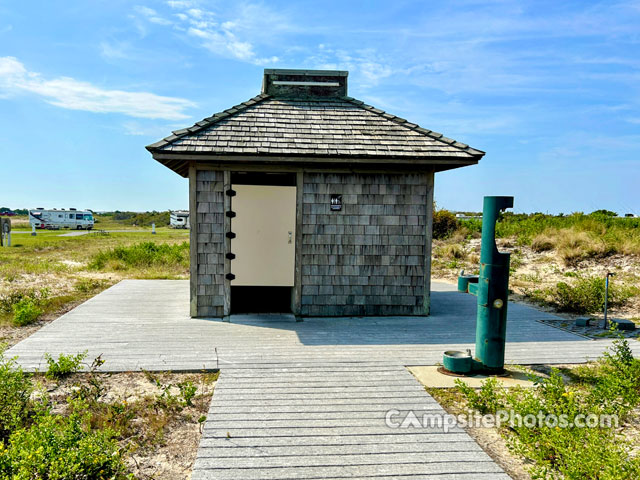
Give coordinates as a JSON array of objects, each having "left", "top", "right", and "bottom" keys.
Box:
[{"left": 147, "top": 69, "right": 484, "bottom": 318}]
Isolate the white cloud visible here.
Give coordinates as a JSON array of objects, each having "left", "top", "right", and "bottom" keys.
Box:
[
  {"left": 100, "top": 41, "right": 132, "bottom": 60},
  {"left": 305, "top": 47, "right": 394, "bottom": 87},
  {"left": 180, "top": 6, "right": 280, "bottom": 65},
  {"left": 353, "top": 59, "right": 393, "bottom": 86},
  {"left": 122, "top": 120, "right": 185, "bottom": 136},
  {"left": 187, "top": 8, "right": 204, "bottom": 18},
  {"left": 138, "top": 2, "right": 282, "bottom": 66},
  {"left": 0, "top": 56, "right": 195, "bottom": 120},
  {"left": 166, "top": 1, "right": 194, "bottom": 9},
  {"left": 133, "top": 5, "right": 172, "bottom": 25},
  {"left": 188, "top": 26, "right": 253, "bottom": 61}
]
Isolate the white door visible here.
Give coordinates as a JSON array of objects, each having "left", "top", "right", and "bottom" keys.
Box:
[{"left": 231, "top": 185, "right": 296, "bottom": 286}]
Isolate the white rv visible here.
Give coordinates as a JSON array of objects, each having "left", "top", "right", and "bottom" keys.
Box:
[
  {"left": 29, "top": 208, "right": 94, "bottom": 230},
  {"left": 170, "top": 210, "right": 190, "bottom": 229}
]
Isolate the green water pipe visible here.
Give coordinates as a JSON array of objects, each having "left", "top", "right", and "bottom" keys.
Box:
[
  {"left": 443, "top": 196, "right": 513, "bottom": 374},
  {"left": 475, "top": 196, "right": 513, "bottom": 372}
]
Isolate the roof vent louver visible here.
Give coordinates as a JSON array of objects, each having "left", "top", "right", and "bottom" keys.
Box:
[{"left": 262, "top": 69, "right": 348, "bottom": 98}]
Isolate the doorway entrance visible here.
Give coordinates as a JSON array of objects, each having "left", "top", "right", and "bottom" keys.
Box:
[{"left": 229, "top": 172, "right": 296, "bottom": 313}]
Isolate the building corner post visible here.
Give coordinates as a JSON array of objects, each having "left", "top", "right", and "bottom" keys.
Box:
[
  {"left": 423, "top": 171, "right": 435, "bottom": 315},
  {"left": 188, "top": 164, "right": 198, "bottom": 317}
]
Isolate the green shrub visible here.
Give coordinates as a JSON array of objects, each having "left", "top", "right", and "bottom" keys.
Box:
[
  {"left": 455, "top": 377, "right": 504, "bottom": 414},
  {"left": 554, "top": 276, "right": 635, "bottom": 313},
  {"left": 457, "top": 339, "right": 640, "bottom": 479},
  {"left": 109, "top": 210, "right": 170, "bottom": 227},
  {"left": 590, "top": 209, "right": 618, "bottom": 218},
  {"left": 1, "top": 288, "right": 49, "bottom": 315},
  {"left": 178, "top": 381, "right": 198, "bottom": 407},
  {"left": 0, "top": 409, "right": 131, "bottom": 480},
  {"left": 0, "top": 353, "right": 33, "bottom": 441},
  {"left": 45, "top": 351, "right": 87, "bottom": 380},
  {"left": 89, "top": 242, "right": 189, "bottom": 271},
  {"left": 527, "top": 275, "right": 637, "bottom": 314},
  {"left": 591, "top": 334, "right": 640, "bottom": 416},
  {"left": 12, "top": 299, "right": 42, "bottom": 326},
  {"left": 74, "top": 278, "right": 109, "bottom": 294},
  {"left": 433, "top": 209, "right": 458, "bottom": 239},
  {"left": 0, "top": 291, "right": 24, "bottom": 314}
]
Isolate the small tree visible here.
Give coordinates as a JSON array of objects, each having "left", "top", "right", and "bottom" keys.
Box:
[
  {"left": 433, "top": 207, "right": 458, "bottom": 239},
  {"left": 589, "top": 209, "right": 618, "bottom": 217}
]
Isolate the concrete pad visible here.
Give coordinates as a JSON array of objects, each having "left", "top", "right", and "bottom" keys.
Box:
[{"left": 407, "top": 365, "right": 537, "bottom": 388}]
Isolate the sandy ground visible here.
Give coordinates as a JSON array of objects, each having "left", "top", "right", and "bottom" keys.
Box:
[
  {"left": 466, "top": 426, "right": 533, "bottom": 480},
  {"left": 425, "top": 384, "right": 534, "bottom": 480},
  {"left": 41, "top": 371, "right": 216, "bottom": 479}
]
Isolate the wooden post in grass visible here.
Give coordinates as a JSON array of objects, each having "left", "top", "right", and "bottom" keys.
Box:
[{"left": 1, "top": 218, "right": 10, "bottom": 246}]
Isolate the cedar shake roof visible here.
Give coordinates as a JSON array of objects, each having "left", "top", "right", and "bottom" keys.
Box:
[{"left": 147, "top": 69, "right": 484, "bottom": 177}]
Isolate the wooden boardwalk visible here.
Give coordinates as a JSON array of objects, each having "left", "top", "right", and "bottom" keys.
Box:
[
  {"left": 7, "top": 280, "right": 635, "bottom": 372},
  {"left": 7, "top": 280, "right": 639, "bottom": 479},
  {"left": 193, "top": 365, "right": 510, "bottom": 480}
]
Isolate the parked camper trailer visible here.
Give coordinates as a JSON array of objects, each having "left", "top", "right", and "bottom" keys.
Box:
[
  {"left": 29, "top": 208, "right": 94, "bottom": 230},
  {"left": 170, "top": 210, "right": 189, "bottom": 229}
]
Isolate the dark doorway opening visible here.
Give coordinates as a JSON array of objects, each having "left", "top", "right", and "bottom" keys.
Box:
[
  {"left": 231, "top": 171, "right": 296, "bottom": 186},
  {"left": 230, "top": 286, "right": 293, "bottom": 314}
]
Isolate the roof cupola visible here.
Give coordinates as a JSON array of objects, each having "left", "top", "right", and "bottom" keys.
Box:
[{"left": 262, "top": 69, "right": 348, "bottom": 98}]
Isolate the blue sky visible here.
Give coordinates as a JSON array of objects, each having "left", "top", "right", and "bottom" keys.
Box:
[{"left": 0, "top": 0, "right": 638, "bottom": 214}]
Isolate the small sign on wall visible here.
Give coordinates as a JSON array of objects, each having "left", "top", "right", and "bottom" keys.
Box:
[{"left": 330, "top": 194, "right": 342, "bottom": 211}]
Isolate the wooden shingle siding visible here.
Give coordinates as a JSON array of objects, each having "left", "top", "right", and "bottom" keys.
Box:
[
  {"left": 195, "top": 169, "right": 225, "bottom": 317},
  {"left": 300, "top": 172, "right": 428, "bottom": 316}
]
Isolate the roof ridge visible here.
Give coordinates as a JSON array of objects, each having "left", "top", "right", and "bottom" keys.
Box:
[
  {"left": 342, "top": 97, "right": 485, "bottom": 157},
  {"left": 146, "top": 93, "right": 271, "bottom": 151}
]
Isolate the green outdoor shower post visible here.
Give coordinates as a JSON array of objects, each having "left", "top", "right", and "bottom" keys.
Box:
[
  {"left": 475, "top": 196, "right": 513, "bottom": 372},
  {"left": 442, "top": 196, "right": 514, "bottom": 374}
]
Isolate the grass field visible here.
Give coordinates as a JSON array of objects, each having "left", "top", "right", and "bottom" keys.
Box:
[{"left": 8, "top": 212, "right": 170, "bottom": 231}]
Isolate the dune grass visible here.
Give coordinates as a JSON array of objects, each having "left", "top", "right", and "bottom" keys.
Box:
[
  {"left": 89, "top": 241, "right": 189, "bottom": 272},
  {"left": 460, "top": 212, "right": 640, "bottom": 261}
]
